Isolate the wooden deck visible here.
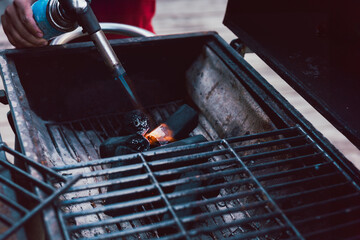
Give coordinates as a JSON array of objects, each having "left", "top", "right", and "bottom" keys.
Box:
[{"left": 0, "top": 0, "right": 358, "bottom": 169}]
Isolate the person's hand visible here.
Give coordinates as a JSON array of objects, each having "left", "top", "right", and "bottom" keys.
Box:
[{"left": 1, "top": 0, "right": 48, "bottom": 48}]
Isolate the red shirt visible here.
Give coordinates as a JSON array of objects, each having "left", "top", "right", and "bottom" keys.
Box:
[{"left": 91, "top": 0, "right": 156, "bottom": 33}]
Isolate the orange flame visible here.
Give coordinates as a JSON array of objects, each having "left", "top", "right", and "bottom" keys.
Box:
[{"left": 144, "top": 123, "right": 174, "bottom": 146}]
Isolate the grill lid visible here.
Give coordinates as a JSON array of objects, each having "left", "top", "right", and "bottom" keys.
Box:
[{"left": 223, "top": 0, "right": 360, "bottom": 149}]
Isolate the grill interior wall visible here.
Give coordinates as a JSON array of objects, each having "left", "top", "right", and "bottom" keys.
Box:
[{"left": 27, "top": 45, "right": 277, "bottom": 168}]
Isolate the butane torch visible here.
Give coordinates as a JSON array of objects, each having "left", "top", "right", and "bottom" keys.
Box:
[{"left": 32, "top": 0, "right": 139, "bottom": 106}]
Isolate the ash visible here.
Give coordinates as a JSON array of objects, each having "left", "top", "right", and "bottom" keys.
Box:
[{"left": 123, "top": 110, "right": 150, "bottom": 135}]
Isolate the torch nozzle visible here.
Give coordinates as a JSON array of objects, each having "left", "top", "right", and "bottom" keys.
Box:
[{"left": 58, "top": 0, "right": 141, "bottom": 107}]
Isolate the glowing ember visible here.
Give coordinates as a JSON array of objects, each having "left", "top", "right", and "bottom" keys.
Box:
[{"left": 144, "top": 123, "right": 174, "bottom": 146}]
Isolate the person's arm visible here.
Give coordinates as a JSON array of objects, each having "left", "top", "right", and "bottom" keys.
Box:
[{"left": 1, "top": 0, "right": 48, "bottom": 48}]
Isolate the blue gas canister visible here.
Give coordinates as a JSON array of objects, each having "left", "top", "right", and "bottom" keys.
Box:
[{"left": 31, "top": 0, "right": 77, "bottom": 40}]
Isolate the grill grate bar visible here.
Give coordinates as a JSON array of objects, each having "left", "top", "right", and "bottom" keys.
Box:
[
  {"left": 67, "top": 173, "right": 150, "bottom": 193},
  {"left": 60, "top": 184, "right": 157, "bottom": 206},
  {"left": 275, "top": 182, "right": 350, "bottom": 201},
  {"left": 155, "top": 233, "right": 189, "bottom": 240},
  {"left": 63, "top": 195, "right": 162, "bottom": 218},
  {"left": 138, "top": 153, "right": 190, "bottom": 240},
  {"left": 0, "top": 215, "right": 13, "bottom": 226},
  {"left": 174, "top": 190, "right": 268, "bottom": 212},
  {"left": 181, "top": 200, "right": 270, "bottom": 224},
  {"left": 222, "top": 225, "right": 297, "bottom": 240},
  {"left": 46, "top": 126, "right": 64, "bottom": 161},
  {"left": 226, "top": 126, "right": 301, "bottom": 143},
  {"left": 247, "top": 153, "right": 322, "bottom": 170},
  {"left": 0, "top": 143, "right": 82, "bottom": 240},
  {"left": 70, "top": 153, "right": 119, "bottom": 169},
  {"left": 257, "top": 162, "right": 332, "bottom": 181},
  {"left": 266, "top": 172, "right": 340, "bottom": 190},
  {"left": 95, "top": 117, "right": 110, "bottom": 139},
  {"left": 0, "top": 157, "right": 55, "bottom": 195},
  {"left": 0, "top": 174, "right": 41, "bottom": 202},
  {"left": 81, "top": 163, "right": 144, "bottom": 178},
  {"left": 154, "top": 157, "right": 238, "bottom": 177},
  {"left": 305, "top": 220, "right": 360, "bottom": 239},
  {"left": 160, "top": 167, "right": 246, "bottom": 188},
  {"left": 285, "top": 192, "right": 360, "bottom": 215},
  {"left": 297, "top": 126, "right": 360, "bottom": 191},
  {"left": 243, "top": 147, "right": 320, "bottom": 163},
  {"left": 0, "top": 193, "right": 28, "bottom": 214},
  {"left": 67, "top": 207, "right": 169, "bottom": 232},
  {"left": 1, "top": 144, "right": 66, "bottom": 182},
  {"left": 222, "top": 139, "right": 304, "bottom": 239},
  {"left": 58, "top": 126, "right": 79, "bottom": 161},
  {"left": 104, "top": 116, "right": 118, "bottom": 136},
  {"left": 166, "top": 178, "right": 258, "bottom": 200},
  {"left": 57, "top": 208, "right": 71, "bottom": 240},
  {"left": 294, "top": 205, "right": 360, "bottom": 226},
  {"left": 232, "top": 135, "right": 308, "bottom": 152},
  {"left": 77, "top": 219, "right": 177, "bottom": 240},
  {"left": 73, "top": 121, "right": 97, "bottom": 150},
  {"left": 0, "top": 175, "right": 81, "bottom": 240},
  {"left": 86, "top": 119, "right": 104, "bottom": 142},
  {"left": 187, "top": 212, "right": 286, "bottom": 237},
  {"left": 148, "top": 148, "right": 230, "bottom": 168},
  {"left": 68, "top": 123, "right": 92, "bottom": 161}
]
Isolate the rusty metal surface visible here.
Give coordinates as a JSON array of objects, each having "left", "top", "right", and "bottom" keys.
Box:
[
  {"left": 0, "top": 143, "right": 81, "bottom": 240},
  {"left": 0, "top": 142, "right": 26, "bottom": 240},
  {"left": 186, "top": 46, "right": 275, "bottom": 139}
]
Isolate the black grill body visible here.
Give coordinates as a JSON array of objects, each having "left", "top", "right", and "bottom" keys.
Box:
[{"left": 0, "top": 32, "right": 359, "bottom": 239}]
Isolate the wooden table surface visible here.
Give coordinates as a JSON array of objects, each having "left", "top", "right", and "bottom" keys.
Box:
[{"left": 0, "top": 0, "right": 358, "bottom": 169}]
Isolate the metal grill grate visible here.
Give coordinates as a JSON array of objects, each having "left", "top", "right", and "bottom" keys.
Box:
[
  {"left": 0, "top": 143, "right": 81, "bottom": 240},
  {"left": 53, "top": 126, "right": 360, "bottom": 240}
]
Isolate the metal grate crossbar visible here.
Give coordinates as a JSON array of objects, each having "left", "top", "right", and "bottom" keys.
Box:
[
  {"left": 0, "top": 143, "right": 81, "bottom": 240},
  {"left": 53, "top": 126, "right": 360, "bottom": 239}
]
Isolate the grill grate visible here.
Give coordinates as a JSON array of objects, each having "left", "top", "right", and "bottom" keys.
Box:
[
  {"left": 53, "top": 126, "right": 360, "bottom": 240},
  {"left": 0, "top": 143, "right": 81, "bottom": 240}
]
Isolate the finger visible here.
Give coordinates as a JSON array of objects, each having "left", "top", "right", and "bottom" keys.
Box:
[
  {"left": 1, "top": 15, "right": 18, "bottom": 47},
  {"left": 2, "top": 13, "right": 34, "bottom": 48},
  {"left": 13, "top": 0, "right": 43, "bottom": 38},
  {"left": 5, "top": 4, "right": 47, "bottom": 46}
]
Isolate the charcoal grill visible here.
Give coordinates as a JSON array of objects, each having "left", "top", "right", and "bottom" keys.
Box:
[
  {"left": 52, "top": 125, "right": 360, "bottom": 239},
  {"left": 0, "top": 0, "right": 360, "bottom": 239}
]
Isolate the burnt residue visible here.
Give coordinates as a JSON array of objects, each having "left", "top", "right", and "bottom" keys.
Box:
[
  {"left": 100, "top": 134, "right": 150, "bottom": 158},
  {"left": 123, "top": 110, "right": 151, "bottom": 136},
  {"left": 45, "top": 101, "right": 182, "bottom": 163}
]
